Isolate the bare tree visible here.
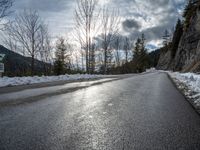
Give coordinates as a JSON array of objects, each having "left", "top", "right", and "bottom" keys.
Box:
[
  {"left": 2, "top": 33, "right": 18, "bottom": 52},
  {"left": 123, "top": 37, "right": 131, "bottom": 64},
  {"left": 80, "top": 49, "right": 85, "bottom": 71},
  {"left": 54, "top": 37, "right": 72, "bottom": 75},
  {"left": 100, "top": 7, "right": 120, "bottom": 74},
  {"left": 113, "top": 36, "right": 121, "bottom": 67},
  {"left": 96, "top": 49, "right": 103, "bottom": 71},
  {"left": 90, "top": 42, "right": 96, "bottom": 73},
  {"left": 38, "top": 24, "right": 53, "bottom": 75},
  {"left": 5, "top": 9, "right": 45, "bottom": 75},
  {"left": 74, "top": 0, "right": 100, "bottom": 74},
  {"left": 74, "top": 50, "right": 80, "bottom": 71},
  {"left": 0, "top": 0, "right": 13, "bottom": 29}
]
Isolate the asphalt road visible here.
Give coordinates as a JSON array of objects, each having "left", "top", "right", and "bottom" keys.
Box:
[{"left": 0, "top": 72, "right": 200, "bottom": 150}]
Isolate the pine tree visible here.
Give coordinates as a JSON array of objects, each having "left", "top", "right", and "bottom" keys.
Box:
[
  {"left": 54, "top": 38, "right": 69, "bottom": 75},
  {"left": 140, "top": 34, "right": 149, "bottom": 72},
  {"left": 162, "top": 30, "right": 170, "bottom": 47},
  {"left": 141, "top": 33, "right": 145, "bottom": 49},
  {"left": 140, "top": 33, "right": 147, "bottom": 59},
  {"left": 132, "top": 34, "right": 149, "bottom": 73},
  {"left": 133, "top": 38, "right": 141, "bottom": 60},
  {"left": 183, "top": 0, "right": 199, "bottom": 30}
]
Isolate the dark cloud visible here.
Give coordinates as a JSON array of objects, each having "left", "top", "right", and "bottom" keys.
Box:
[
  {"left": 128, "top": 17, "right": 176, "bottom": 43},
  {"left": 122, "top": 19, "right": 141, "bottom": 32},
  {"left": 8, "top": 0, "right": 187, "bottom": 49},
  {"left": 112, "top": 0, "right": 187, "bottom": 48}
]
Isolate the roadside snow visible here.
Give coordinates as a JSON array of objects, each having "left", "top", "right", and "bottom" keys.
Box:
[
  {"left": 169, "top": 72, "right": 200, "bottom": 93},
  {"left": 169, "top": 72, "right": 200, "bottom": 92},
  {"left": 168, "top": 71, "right": 200, "bottom": 111},
  {"left": 146, "top": 69, "right": 200, "bottom": 111},
  {"left": 0, "top": 78, "right": 116, "bottom": 103},
  {"left": 146, "top": 68, "right": 156, "bottom": 73},
  {"left": 0, "top": 74, "right": 104, "bottom": 87}
]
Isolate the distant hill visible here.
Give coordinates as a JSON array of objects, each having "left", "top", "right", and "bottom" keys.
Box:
[
  {"left": 0, "top": 45, "right": 51, "bottom": 76},
  {"left": 148, "top": 49, "right": 161, "bottom": 68}
]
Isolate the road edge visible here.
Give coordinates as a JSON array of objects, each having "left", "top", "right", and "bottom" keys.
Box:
[
  {"left": 166, "top": 73, "right": 200, "bottom": 115},
  {"left": 0, "top": 77, "right": 124, "bottom": 108}
]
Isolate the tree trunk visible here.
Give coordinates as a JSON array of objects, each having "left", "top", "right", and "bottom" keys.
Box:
[
  {"left": 31, "top": 55, "right": 35, "bottom": 76},
  {"left": 43, "top": 63, "right": 47, "bottom": 76},
  {"left": 104, "top": 48, "right": 107, "bottom": 74},
  {"left": 81, "top": 52, "right": 84, "bottom": 72},
  {"left": 86, "top": 49, "right": 89, "bottom": 73}
]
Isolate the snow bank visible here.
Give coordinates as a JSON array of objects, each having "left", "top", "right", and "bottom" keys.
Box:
[
  {"left": 146, "top": 68, "right": 156, "bottom": 73},
  {"left": 0, "top": 74, "right": 104, "bottom": 87},
  {"left": 168, "top": 72, "right": 200, "bottom": 110},
  {"left": 169, "top": 72, "right": 200, "bottom": 92}
]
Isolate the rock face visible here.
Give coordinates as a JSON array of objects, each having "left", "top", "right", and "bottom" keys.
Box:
[
  {"left": 157, "top": 49, "right": 172, "bottom": 70},
  {"left": 157, "top": 9, "right": 200, "bottom": 73}
]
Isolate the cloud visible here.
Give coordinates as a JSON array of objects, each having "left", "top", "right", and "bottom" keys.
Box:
[
  {"left": 12, "top": 0, "right": 74, "bottom": 12},
  {"left": 122, "top": 19, "right": 141, "bottom": 32},
  {"left": 10, "top": 0, "right": 76, "bottom": 39},
  {"left": 3, "top": 0, "right": 187, "bottom": 50},
  {"left": 115, "top": 0, "right": 187, "bottom": 48}
]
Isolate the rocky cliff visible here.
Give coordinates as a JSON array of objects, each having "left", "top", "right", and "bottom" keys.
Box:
[{"left": 157, "top": 8, "right": 200, "bottom": 73}]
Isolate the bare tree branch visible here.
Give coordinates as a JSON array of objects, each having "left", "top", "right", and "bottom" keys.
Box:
[
  {"left": 0, "top": 0, "right": 13, "bottom": 30},
  {"left": 100, "top": 7, "right": 120, "bottom": 74},
  {"left": 73, "top": 0, "right": 100, "bottom": 73},
  {"left": 4, "top": 9, "right": 48, "bottom": 75}
]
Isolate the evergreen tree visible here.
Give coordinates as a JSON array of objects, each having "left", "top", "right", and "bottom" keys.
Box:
[
  {"left": 162, "top": 30, "right": 170, "bottom": 47},
  {"left": 140, "top": 34, "right": 149, "bottom": 72},
  {"left": 133, "top": 38, "right": 141, "bottom": 60},
  {"left": 54, "top": 38, "right": 69, "bottom": 75},
  {"left": 183, "top": 0, "right": 199, "bottom": 30},
  {"left": 132, "top": 34, "right": 149, "bottom": 73},
  {"left": 140, "top": 33, "right": 147, "bottom": 59},
  {"left": 141, "top": 33, "right": 145, "bottom": 49}
]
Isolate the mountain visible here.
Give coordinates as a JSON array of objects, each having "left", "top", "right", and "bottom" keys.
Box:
[
  {"left": 0, "top": 45, "right": 51, "bottom": 76},
  {"left": 157, "top": 2, "right": 200, "bottom": 73},
  {"left": 148, "top": 49, "right": 161, "bottom": 68}
]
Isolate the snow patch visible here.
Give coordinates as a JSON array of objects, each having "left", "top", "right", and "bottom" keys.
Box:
[
  {"left": 166, "top": 71, "right": 200, "bottom": 112},
  {"left": 145, "top": 68, "right": 156, "bottom": 73},
  {"left": 0, "top": 74, "right": 105, "bottom": 88}
]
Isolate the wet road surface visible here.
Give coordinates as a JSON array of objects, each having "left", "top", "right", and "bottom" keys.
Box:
[{"left": 0, "top": 72, "right": 200, "bottom": 150}]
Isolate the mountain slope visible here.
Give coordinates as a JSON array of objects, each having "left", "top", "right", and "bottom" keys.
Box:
[
  {"left": 157, "top": 3, "right": 200, "bottom": 73},
  {"left": 0, "top": 45, "right": 50, "bottom": 76}
]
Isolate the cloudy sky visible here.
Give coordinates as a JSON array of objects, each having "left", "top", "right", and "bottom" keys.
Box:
[{"left": 9, "top": 0, "right": 186, "bottom": 50}]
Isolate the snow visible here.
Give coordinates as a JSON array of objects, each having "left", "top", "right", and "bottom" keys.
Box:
[
  {"left": 169, "top": 72, "right": 200, "bottom": 92},
  {"left": 0, "top": 74, "right": 105, "bottom": 88},
  {"left": 145, "top": 68, "right": 156, "bottom": 73},
  {"left": 146, "top": 68, "right": 200, "bottom": 111},
  {"left": 0, "top": 78, "right": 116, "bottom": 103},
  {"left": 167, "top": 71, "right": 200, "bottom": 111}
]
